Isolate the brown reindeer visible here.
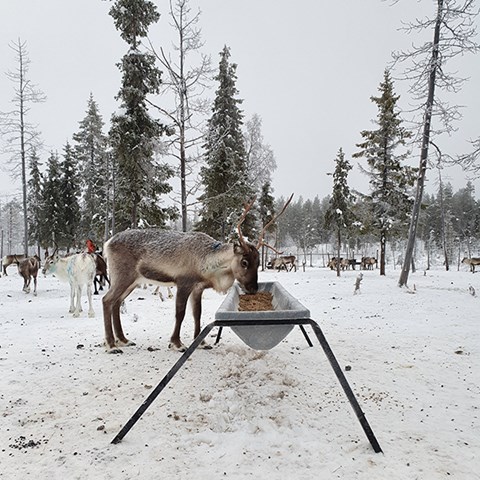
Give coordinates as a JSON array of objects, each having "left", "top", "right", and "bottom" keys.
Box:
[
  {"left": 271, "top": 255, "right": 297, "bottom": 272},
  {"left": 17, "top": 255, "right": 41, "bottom": 295},
  {"left": 92, "top": 253, "right": 110, "bottom": 294},
  {"left": 102, "top": 195, "right": 293, "bottom": 353},
  {"left": 462, "top": 257, "right": 480, "bottom": 273},
  {"left": 2, "top": 254, "right": 27, "bottom": 276}
]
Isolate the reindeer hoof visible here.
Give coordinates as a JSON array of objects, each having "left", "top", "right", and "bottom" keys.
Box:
[
  {"left": 168, "top": 342, "right": 187, "bottom": 352},
  {"left": 107, "top": 347, "right": 124, "bottom": 354},
  {"left": 116, "top": 339, "right": 136, "bottom": 347},
  {"left": 200, "top": 341, "right": 213, "bottom": 350}
]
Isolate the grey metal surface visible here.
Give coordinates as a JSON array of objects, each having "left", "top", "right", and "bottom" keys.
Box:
[{"left": 215, "top": 282, "right": 311, "bottom": 350}]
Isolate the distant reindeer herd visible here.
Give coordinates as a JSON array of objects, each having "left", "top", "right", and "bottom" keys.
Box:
[{"left": 327, "top": 256, "right": 377, "bottom": 271}]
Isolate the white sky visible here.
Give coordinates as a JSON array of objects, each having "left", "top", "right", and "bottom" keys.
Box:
[{"left": 1, "top": 0, "right": 479, "bottom": 203}]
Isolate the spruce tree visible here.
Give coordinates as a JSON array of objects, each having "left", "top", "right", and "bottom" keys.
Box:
[
  {"left": 27, "top": 148, "right": 43, "bottom": 254},
  {"left": 353, "top": 70, "right": 414, "bottom": 275},
  {"left": 258, "top": 181, "right": 275, "bottom": 269},
  {"left": 60, "top": 143, "right": 81, "bottom": 251},
  {"left": 325, "top": 148, "right": 355, "bottom": 277},
  {"left": 109, "top": 0, "right": 175, "bottom": 230},
  {"left": 41, "top": 152, "right": 64, "bottom": 248},
  {"left": 197, "top": 46, "right": 254, "bottom": 241},
  {"left": 72, "top": 94, "right": 109, "bottom": 242}
]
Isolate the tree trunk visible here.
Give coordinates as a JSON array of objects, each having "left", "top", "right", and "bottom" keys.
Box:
[
  {"left": 336, "top": 228, "right": 341, "bottom": 277},
  {"left": 380, "top": 229, "right": 386, "bottom": 275},
  {"left": 399, "top": 0, "right": 443, "bottom": 287}
]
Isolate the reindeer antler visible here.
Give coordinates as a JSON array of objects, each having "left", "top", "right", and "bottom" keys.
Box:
[
  {"left": 237, "top": 196, "right": 256, "bottom": 248},
  {"left": 257, "top": 193, "right": 294, "bottom": 250}
]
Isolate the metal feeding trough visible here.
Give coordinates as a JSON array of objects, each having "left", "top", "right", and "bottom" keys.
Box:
[
  {"left": 110, "top": 281, "right": 382, "bottom": 454},
  {"left": 215, "top": 281, "right": 311, "bottom": 350}
]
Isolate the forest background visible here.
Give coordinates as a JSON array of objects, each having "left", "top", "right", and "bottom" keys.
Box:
[{"left": 1, "top": 0, "right": 479, "bottom": 277}]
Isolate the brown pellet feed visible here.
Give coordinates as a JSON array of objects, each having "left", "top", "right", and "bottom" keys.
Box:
[{"left": 238, "top": 291, "right": 274, "bottom": 311}]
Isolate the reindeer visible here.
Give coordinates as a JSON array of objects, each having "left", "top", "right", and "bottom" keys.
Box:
[
  {"left": 2, "top": 254, "right": 27, "bottom": 276},
  {"left": 462, "top": 257, "right": 480, "bottom": 273},
  {"left": 92, "top": 253, "right": 110, "bottom": 295},
  {"left": 271, "top": 255, "right": 297, "bottom": 272},
  {"left": 17, "top": 255, "right": 41, "bottom": 295},
  {"left": 43, "top": 248, "right": 97, "bottom": 318},
  {"left": 102, "top": 195, "right": 293, "bottom": 354},
  {"left": 361, "top": 256, "right": 377, "bottom": 270}
]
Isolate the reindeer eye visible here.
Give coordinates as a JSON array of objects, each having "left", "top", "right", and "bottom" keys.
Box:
[{"left": 241, "top": 259, "right": 249, "bottom": 269}]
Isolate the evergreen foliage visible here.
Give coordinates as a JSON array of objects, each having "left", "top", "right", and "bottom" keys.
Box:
[
  {"left": 59, "top": 143, "right": 80, "bottom": 250},
  {"left": 196, "top": 46, "right": 254, "bottom": 241},
  {"left": 40, "top": 152, "right": 64, "bottom": 247},
  {"left": 353, "top": 70, "right": 415, "bottom": 274},
  {"left": 258, "top": 181, "right": 276, "bottom": 268},
  {"left": 27, "top": 148, "right": 43, "bottom": 253},
  {"left": 109, "top": 0, "right": 175, "bottom": 230},
  {"left": 72, "top": 94, "right": 109, "bottom": 243},
  {"left": 325, "top": 148, "right": 356, "bottom": 274}
]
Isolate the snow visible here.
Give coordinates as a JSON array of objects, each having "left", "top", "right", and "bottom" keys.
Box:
[{"left": 1, "top": 264, "right": 479, "bottom": 479}]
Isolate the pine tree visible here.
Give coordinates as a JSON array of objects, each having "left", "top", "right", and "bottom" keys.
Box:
[
  {"left": 197, "top": 46, "right": 254, "bottom": 241},
  {"left": 60, "top": 143, "right": 81, "bottom": 251},
  {"left": 325, "top": 148, "right": 356, "bottom": 277},
  {"left": 109, "top": 0, "right": 175, "bottom": 230},
  {"left": 27, "top": 148, "right": 43, "bottom": 254},
  {"left": 72, "top": 94, "right": 109, "bottom": 242},
  {"left": 353, "top": 70, "right": 414, "bottom": 275}
]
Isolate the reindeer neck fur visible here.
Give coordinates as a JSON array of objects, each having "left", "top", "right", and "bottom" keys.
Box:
[{"left": 201, "top": 243, "right": 237, "bottom": 293}]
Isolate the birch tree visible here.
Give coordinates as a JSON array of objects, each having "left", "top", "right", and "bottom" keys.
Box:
[{"left": 149, "top": 0, "right": 213, "bottom": 231}]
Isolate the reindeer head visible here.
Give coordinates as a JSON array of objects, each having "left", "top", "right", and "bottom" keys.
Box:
[
  {"left": 233, "top": 194, "right": 293, "bottom": 293},
  {"left": 42, "top": 244, "right": 59, "bottom": 275}
]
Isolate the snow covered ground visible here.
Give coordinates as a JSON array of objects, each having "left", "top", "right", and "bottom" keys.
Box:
[{"left": 1, "top": 262, "right": 479, "bottom": 479}]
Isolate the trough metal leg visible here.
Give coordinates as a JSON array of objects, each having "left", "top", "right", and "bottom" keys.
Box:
[
  {"left": 307, "top": 319, "right": 383, "bottom": 453},
  {"left": 111, "top": 323, "right": 216, "bottom": 444}
]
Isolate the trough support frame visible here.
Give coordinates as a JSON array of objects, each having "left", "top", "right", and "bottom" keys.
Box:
[{"left": 111, "top": 318, "right": 383, "bottom": 454}]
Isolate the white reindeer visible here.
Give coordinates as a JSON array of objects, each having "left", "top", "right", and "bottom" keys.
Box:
[{"left": 43, "top": 250, "right": 96, "bottom": 318}]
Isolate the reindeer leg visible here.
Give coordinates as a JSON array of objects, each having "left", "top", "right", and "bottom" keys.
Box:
[
  {"left": 191, "top": 285, "right": 211, "bottom": 349},
  {"left": 103, "top": 282, "right": 137, "bottom": 353},
  {"left": 169, "top": 283, "right": 193, "bottom": 352},
  {"left": 112, "top": 299, "right": 135, "bottom": 347},
  {"left": 33, "top": 275, "right": 37, "bottom": 296},
  {"left": 69, "top": 283, "right": 76, "bottom": 314},
  {"left": 87, "top": 282, "right": 95, "bottom": 317},
  {"left": 73, "top": 285, "right": 82, "bottom": 317},
  {"left": 102, "top": 290, "right": 119, "bottom": 353}
]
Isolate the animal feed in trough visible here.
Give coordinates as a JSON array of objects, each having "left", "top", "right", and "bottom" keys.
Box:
[{"left": 215, "top": 282, "right": 310, "bottom": 350}]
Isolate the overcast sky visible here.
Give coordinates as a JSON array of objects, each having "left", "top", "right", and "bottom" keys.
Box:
[{"left": 1, "top": 0, "right": 479, "bottom": 204}]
